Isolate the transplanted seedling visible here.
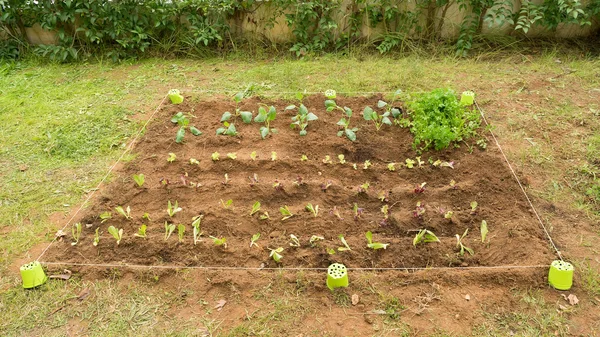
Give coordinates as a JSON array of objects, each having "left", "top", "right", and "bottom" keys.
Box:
[
  {"left": 289, "top": 234, "right": 300, "bottom": 247},
  {"left": 324, "top": 99, "right": 359, "bottom": 141},
  {"left": 259, "top": 211, "right": 270, "bottom": 220},
  {"left": 222, "top": 173, "right": 230, "bottom": 185},
  {"left": 338, "top": 234, "right": 352, "bottom": 252},
  {"left": 387, "top": 163, "right": 396, "bottom": 171},
  {"left": 250, "top": 151, "right": 258, "bottom": 160},
  {"left": 99, "top": 211, "right": 111, "bottom": 223},
  {"left": 178, "top": 224, "right": 185, "bottom": 243},
  {"left": 470, "top": 201, "right": 478, "bottom": 215},
  {"left": 248, "top": 173, "right": 259, "bottom": 187},
  {"left": 192, "top": 215, "right": 203, "bottom": 245},
  {"left": 93, "top": 228, "right": 100, "bottom": 247},
  {"left": 363, "top": 105, "right": 393, "bottom": 131},
  {"left": 210, "top": 236, "right": 227, "bottom": 248},
  {"left": 481, "top": 220, "right": 488, "bottom": 242},
  {"left": 338, "top": 154, "right": 346, "bottom": 164},
  {"left": 320, "top": 180, "right": 332, "bottom": 192},
  {"left": 413, "top": 202, "right": 426, "bottom": 218},
  {"left": 164, "top": 222, "right": 176, "bottom": 241},
  {"left": 115, "top": 206, "right": 132, "bottom": 220},
  {"left": 254, "top": 105, "right": 278, "bottom": 139},
  {"left": 363, "top": 160, "right": 372, "bottom": 170},
  {"left": 167, "top": 200, "right": 182, "bottom": 217},
  {"left": 227, "top": 152, "right": 237, "bottom": 160},
  {"left": 378, "top": 190, "right": 390, "bottom": 202},
  {"left": 300, "top": 154, "right": 308, "bottom": 161},
  {"left": 190, "top": 158, "right": 200, "bottom": 165},
  {"left": 171, "top": 112, "right": 202, "bottom": 143},
  {"left": 134, "top": 225, "right": 147, "bottom": 238},
  {"left": 353, "top": 203, "right": 365, "bottom": 220},
  {"left": 331, "top": 206, "right": 343, "bottom": 220},
  {"left": 413, "top": 229, "right": 440, "bottom": 246},
  {"left": 250, "top": 201, "right": 261, "bottom": 215},
  {"left": 216, "top": 120, "right": 238, "bottom": 137},
  {"left": 220, "top": 199, "right": 233, "bottom": 209},
  {"left": 132, "top": 174, "right": 145, "bottom": 187},
  {"left": 108, "top": 225, "right": 123, "bottom": 245},
  {"left": 280, "top": 206, "right": 294, "bottom": 220},
  {"left": 405, "top": 158, "right": 415, "bottom": 168},
  {"left": 167, "top": 152, "right": 177, "bottom": 163},
  {"left": 444, "top": 210, "right": 454, "bottom": 219},
  {"left": 271, "top": 151, "right": 277, "bottom": 161},
  {"left": 456, "top": 229, "right": 474, "bottom": 256},
  {"left": 322, "top": 155, "right": 333, "bottom": 165},
  {"left": 414, "top": 182, "right": 426, "bottom": 194},
  {"left": 221, "top": 91, "right": 254, "bottom": 124},
  {"left": 250, "top": 233, "right": 260, "bottom": 248},
  {"left": 365, "top": 231, "right": 389, "bottom": 249},
  {"left": 211, "top": 152, "right": 220, "bottom": 161},
  {"left": 357, "top": 182, "right": 370, "bottom": 194},
  {"left": 309, "top": 235, "right": 324, "bottom": 247},
  {"left": 306, "top": 203, "right": 319, "bottom": 217},
  {"left": 273, "top": 180, "right": 284, "bottom": 191},
  {"left": 269, "top": 247, "right": 284, "bottom": 262},
  {"left": 288, "top": 104, "right": 318, "bottom": 136},
  {"left": 293, "top": 176, "right": 305, "bottom": 187},
  {"left": 71, "top": 223, "right": 82, "bottom": 246}
]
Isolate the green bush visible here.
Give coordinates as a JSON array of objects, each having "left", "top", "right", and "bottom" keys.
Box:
[{"left": 406, "top": 88, "right": 480, "bottom": 151}]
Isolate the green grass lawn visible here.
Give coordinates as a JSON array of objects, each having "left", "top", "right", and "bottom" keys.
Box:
[{"left": 0, "top": 54, "right": 599, "bottom": 336}]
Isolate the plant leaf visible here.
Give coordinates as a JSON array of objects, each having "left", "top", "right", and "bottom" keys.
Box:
[
  {"left": 220, "top": 111, "right": 232, "bottom": 122},
  {"left": 377, "top": 100, "right": 388, "bottom": 108},
  {"left": 345, "top": 129, "right": 356, "bottom": 141},
  {"left": 175, "top": 127, "right": 185, "bottom": 143},
  {"left": 481, "top": 220, "right": 488, "bottom": 242},
  {"left": 363, "top": 106, "right": 374, "bottom": 120},
  {"left": 240, "top": 111, "right": 253, "bottom": 123},
  {"left": 189, "top": 126, "right": 202, "bottom": 136}
]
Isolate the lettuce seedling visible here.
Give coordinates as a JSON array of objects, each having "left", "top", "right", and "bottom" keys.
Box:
[
  {"left": 167, "top": 200, "right": 182, "bottom": 217},
  {"left": 93, "top": 228, "right": 100, "bottom": 247},
  {"left": 159, "top": 178, "right": 170, "bottom": 186},
  {"left": 331, "top": 206, "right": 344, "bottom": 220},
  {"left": 378, "top": 190, "right": 390, "bottom": 202},
  {"left": 260, "top": 212, "right": 270, "bottom": 220},
  {"left": 363, "top": 106, "right": 392, "bottom": 131},
  {"left": 309, "top": 235, "right": 324, "bottom": 247},
  {"left": 108, "top": 225, "right": 123, "bottom": 245},
  {"left": 444, "top": 211, "right": 454, "bottom": 219},
  {"left": 320, "top": 180, "right": 332, "bottom": 192},
  {"left": 405, "top": 158, "right": 415, "bottom": 168},
  {"left": 380, "top": 205, "right": 390, "bottom": 226},
  {"left": 227, "top": 152, "right": 237, "bottom": 160},
  {"left": 167, "top": 152, "right": 177, "bottom": 163},
  {"left": 132, "top": 174, "right": 145, "bottom": 187},
  {"left": 353, "top": 163, "right": 358, "bottom": 170},
  {"left": 413, "top": 229, "right": 440, "bottom": 246},
  {"left": 269, "top": 247, "right": 284, "bottom": 262},
  {"left": 306, "top": 203, "right": 319, "bottom": 217},
  {"left": 365, "top": 231, "right": 389, "bottom": 250},
  {"left": 273, "top": 180, "right": 284, "bottom": 191},
  {"left": 280, "top": 206, "right": 294, "bottom": 220},
  {"left": 134, "top": 225, "right": 147, "bottom": 238},
  {"left": 220, "top": 199, "right": 233, "bottom": 209},
  {"left": 288, "top": 104, "right": 318, "bottom": 136},
  {"left": 248, "top": 173, "right": 259, "bottom": 187},
  {"left": 449, "top": 179, "right": 457, "bottom": 189},
  {"left": 289, "top": 234, "right": 300, "bottom": 247},
  {"left": 190, "top": 158, "right": 200, "bottom": 165},
  {"left": 293, "top": 176, "right": 305, "bottom": 186},
  {"left": 115, "top": 206, "right": 132, "bottom": 220},
  {"left": 178, "top": 224, "right": 185, "bottom": 243},
  {"left": 222, "top": 173, "right": 230, "bottom": 185},
  {"left": 164, "top": 222, "right": 176, "bottom": 241},
  {"left": 357, "top": 182, "right": 370, "bottom": 194},
  {"left": 338, "top": 154, "right": 346, "bottom": 164},
  {"left": 416, "top": 156, "right": 425, "bottom": 167},
  {"left": 456, "top": 229, "right": 474, "bottom": 256},
  {"left": 413, "top": 202, "right": 426, "bottom": 218},
  {"left": 325, "top": 99, "right": 358, "bottom": 141},
  {"left": 211, "top": 152, "right": 220, "bottom": 161},
  {"left": 481, "top": 220, "right": 488, "bottom": 242},
  {"left": 338, "top": 234, "right": 351, "bottom": 251},
  {"left": 322, "top": 155, "right": 333, "bottom": 164},
  {"left": 327, "top": 248, "right": 336, "bottom": 255},
  {"left": 171, "top": 112, "right": 202, "bottom": 143},
  {"left": 387, "top": 163, "right": 396, "bottom": 171},
  {"left": 210, "top": 236, "right": 227, "bottom": 248},
  {"left": 192, "top": 215, "right": 203, "bottom": 245},
  {"left": 71, "top": 222, "right": 82, "bottom": 246},
  {"left": 470, "top": 201, "right": 478, "bottom": 215},
  {"left": 300, "top": 154, "right": 308, "bottom": 161},
  {"left": 254, "top": 105, "right": 277, "bottom": 139},
  {"left": 363, "top": 160, "right": 372, "bottom": 170},
  {"left": 250, "top": 233, "right": 260, "bottom": 248},
  {"left": 250, "top": 201, "right": 261, "bottom": 215},
  {"left": 250, "top": 151, "right": 258, "bottom": 160},
  {"left": 414, "top": 182, "right": 427, "bottom": 194},
  {"left": 271, "top": 151, "right": 277, "bottom": 161},
  {"left": 99, "top": 211, "right": 111, "bottom": 223},
  {"left": 353, "top": 203, "right": 364, "bottom": 220}
]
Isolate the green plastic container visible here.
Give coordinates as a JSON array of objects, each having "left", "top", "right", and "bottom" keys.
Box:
[
  {"left": 460, "top": 91, "right": 475, "bottom": 106},
  {"left": 20, "top": 261, "right": 48, "bottom": 289},
  {"left": 326, "top": 263, "right": 349, "bottom": 290},
  {"left": 168, "top": 89, "right": 184, "bottom": 104},
  {"left": 548, "top": 260, "right": 574, "bottom": 290}
]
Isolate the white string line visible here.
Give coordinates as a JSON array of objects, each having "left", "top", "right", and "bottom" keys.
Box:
[
  {"left": 42, "top": 261, "right": 548, "bottom": 271},
  {"left": 185, "top": 89, "right": 397, "bottom": 95},
  {"left": 475, "top": 100, "right": 563, "bottom": 261},
  {"left": 36, "top": 95, "right": 168, "bottom": 262}
]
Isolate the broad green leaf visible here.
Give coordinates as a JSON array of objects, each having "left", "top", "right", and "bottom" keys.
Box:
[
  {"left": 343, "top": 107, "right": 352, "bottom": 117},
  {"left": 365, "top": 231, "right": 373, "bottom": 244},
  {"left": 345, "top": 129, "right": 356, "bottom": 141},
  {"left": 382, "top": 117, "right": 392, "bottom": 125},
  {"left": 226, "top": 123, "right": 237, "bottom": 136},
  {"left": 175, "top": 127, "right": 185, "bottom": 143},
  {"left": 220, "top": 111, "right": 232, "bottom": 122},
  {"left": 189, "top": 126, "right": 202, "bottom": 136},
  {"left": 324, "top": 100, "right": 336, "bottom": 109},
  {"left": 299, "top": 104, "right": 308, "bottom": 115},
  {"left": 233, "top": 91, "right": 244, "bottom": 103},
  {"left": 216, "top": 127, "right": 226, "bottom": 135},
  {"left": 260, "top": 126, "right": 269, "bottom": 139},
  {"left": 307, "top": 112, "right": 318, "bottom": 121},
  {"left": 267, "top": 106, "right": 277, "bottom": 121},
  {"left": 285, "top": 105, "right": 296, "bottom": 110},
  {"left": 377, "top": 100, "right": 387, "bottom": 108},
  {"left": 299, "top": 130, "right": 307, "bottom": 136},
  {"left": 240, "top": 111, "right": 253, "bottom": 123}
]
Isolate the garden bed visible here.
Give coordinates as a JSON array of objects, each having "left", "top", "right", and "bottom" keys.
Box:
[{"left": 44, "top": 94, "right": 554, "bottom": 269}]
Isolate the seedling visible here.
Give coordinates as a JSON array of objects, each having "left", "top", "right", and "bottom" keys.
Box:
[
  {"left": 160, "top": 178, "right": 170, "bottom": 186},
  {"left": 357, "top": 181, "right": 370, "bottom": 194},
  {"left": 178, "top": 224, "right": 185, "bottom": 243},
  {"left": 363, "top": 160, "right": 372, "bottom": 169},
  {"left": 481, "top": 220, "right": 488, "bottom": 242},
  {"left": 413, "top": 229, "right": 440, "bottom": 246},
  {"left": 273, "top": 180, "right": 284, "bottom": 191},
  {"left": 325, "top": 99, "right": 358, "bottom": 141},
  {"left": 167, "top": 152, "right": 177, "bottom": 163},
  {"left": 378, "top": 190, "right": 390, "bottom": 202},
  {"left": 320, "top": 180, "right": 332, "bottom": 192},
  {"left": 414, "top": 182, "right": 427, "bottom": 194},
  {"left": 220, "top": 199, "right": 233, "bottom": 209},
  {"left": 250, "top": 233, "right": 260, "bottom": 248},
  {"left": 405, "top": 158, "right": 415, "bottom": 168},
  {"left": 164, "top": 222, "right": 176, "bottom": 241},
  {"left": 216, "top": 121, "right": 238, "bottom": 136},
  {"left": 222, "top": 173, "right": 230, "bottom": 185},
  {"left": 271, "top": 151, "right": 277, "bottom": 161},
  {"left": 288, "top": 104, "right": 318, "bottom": 136},
  {"left": 456, "top": 229, "right": 474, "bottom": 256},
  {"left": 93, "top": 228, "right": 100, "bottom": 247},
  {"left": 327, "top": 248, "right": 336, "bottom": 255},
  {"left": 249, "top": 151, "right": 258, "bottom": 161},
  {"left": 363, "top": 105, "right": 392, "bottom": 131},
  {"left": 300, "top": 154, "right": 308, "bottom": 161},
  {"left": 170, "top": 112, "right": 202, "bottom": 143},
  {"left": 322, "top": 155, "right": 333, "bottom": 164},
  {"left": 449, "top": 180, "right": 457, "bottom": 189},
  {"left": 115, "top": 206, "right": 132, "bottom": 220},
  {"left": 132, "top": 174, "right": 145, "bottom": 187},
  {"left": 470, "top": 201, "right": 478, "bottom": 215},
  {"left": 71, "top": 223, "right": 81, "bottom": 246},
  {"left": 190, "top": 158, "right": 200, "bottom": 165},
  {"left": 444, "top": 211, "right": 454, "bottom": 219},
  {"left": 338, "top": 154, "right": 346, "bottom": 164},
  {"left": 168, "top": 89, "right": 184, "bottom": 104},
  {"left": 254, "top": 105, "right": 278, "bottom": 139},
  {"left": 211, "top": 152, "right": 220, "bottom": 161},
  {"left": 309, "top": 235, "right": 324, "bottom": 247},
  {"left": 289, "top": 234, "right": 300, "bottom": 247},
  {"left": 280, "top": 206, "right": 294, "bottom": 220},
  {"left": 353, "top": 203, "right": 365, "bottom": 220},
  {"left": 192, "top": 215, "right": 203, "bottom": 245},
  {"left": 226, "top": 91, "right": 253, "bottom": 123},
  {"left": 441, "top": 161, "right": 455, "bottom": 169},
  {"left": 293, "top": 176, "right": 305, "bottom": 186},
  {"left": 107, "top": 225, "right": 123, "bottom": 245},
  {"left": 134, "top": 225, "right": 147, "bottom": 238},
  {"left": 365, "top": 231, "right": 389, "bottom": 249},
  {"left": 306, "top": 203, "right": 319, "bottom": 217},
  {"left": 142, "top": 213, "right": 151, "bottom": 222},
  {"left": 381, "top": 205, "right": 389, "bottom": 219},
  {"left": 353, "top": 163, "right": 358, "bottom": 170},
  {"left": 338, "top": 234, "right": 351, "bottom": 251},
  {"left": 269, "top": 247, "right": 284, "bottom": 262},
  {"left": 260, "top": 212, "right": 270, "bottom": 220},
  {"left": 387, "top": 163, "right": 396, "bottom": 171},
  {"left": 416, "top": 156, "right": 425, "bottom": 167},
  {"left": 248, "top": 173, "right": 259, "bottom": 187},
  {"left": 167, "top": 200, "right": 182, "bottom": 217},
  {"left": 227, "top": 152, "right": 237, "bottom": 160},
  {"left": 413, "top": 201, "right": 426, "bottom": 218},
  {"left": 250, "top": 201, "right": 261, "bottom": 215},
  {"left": 210, "top": 236, "right": 227, "bottom": 248},
  {"left": 99, "top": 211, "right": 111, "bottom": 223},
  {"left": 331, "top": 206, "right": 344, "bottom": 220}
]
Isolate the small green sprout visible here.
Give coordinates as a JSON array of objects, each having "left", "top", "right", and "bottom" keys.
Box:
[
  {"left": 178, "top": 224, "right": 185, "bottom": 243},
  {"left": 210, "top": 236, "right": 227, "bottom": 248},
  {"left": 387, "top": 163, "right": 396, "bottom": 171},
  {"left": 227, "top": 152, "right": 237, "bottom": 160},
  {"left": 192, "top": 215, "right": 203, "bottom": 245},
  {"left": 365, "top": 231, "right": 389, "bottom": 250},
  {"left": 211, "top": 152, "right": 220, "bottom": 161},
  {"left": 167, "top": 152, "right": 177, "bottom": 163},
  {"left": 271, "top": 151, "right": 277, "bottom": 161},
  {"left": 134, "top": 224, "right": 147, "bottom": 238},
  {"left": 338, "top": 154, "right": 346, "bottom": 164},
  {"left": 250, "top": 233, "right": 260, "bottom": 248},
  {"left": 99, "top": 211, "right": 111, "bottom": 223},
  {"left": 164, "top": 222, "right": 176, "bottom": 241},
  {"left": 115, "top": 206, "right": 132, "bottom": 220},
  {"left": 259, "top": 212, "right": 270, "bottom": 220},
  {"left": 416, "top": 156, "right": 425, "bottom": 167},
  {"left": 222, "top": 173, "right": 230, "bottom": 185},
  {"left": 309, "top": 235, "right": 324, "bottom": 247},
  {"left": 413, "top": 229, "right": 440, "bottom": 246},
  {"left": 289, "top": 234, "right": 300, "bottom": 247},
  {"left": 470, "top": 201, "right": 478, "bottom": 214},
  {"left": 250, "top": 151, "right": 258, "bottom": 160},
  {"left": 132, "top": 174, "right": 145, "bottom": 187},
  {"left": 306, "top": 203, "right": 319, "bottom": 217},
  {"left": 481, "top": 220, "right": 488, "bottom": 242},
  {"left": 300, "top": 154, "right": 308, "bottom": 161},
  {"left": 327, "top": 248, "right": 336, "bottom": 255},
  {"left": 71, "top": 222, "right": 82, "bottom": 246},
  {"left": 190, "top": 158, "right": 200, "bottom": 165},
  {"left": 167, "top": 200, "right": 182, "bottom": 217},
  {"left": 280, "top": 206, "right": 294, "bottom": 220},
  {"left": 358, "top": 181, "right": 370, "bottom": 193},
  {"left": 269, "top": 247, "right": 284, "bottom": 262},
  {"left": 250, "top": 201, "right": 261, "bottom": 215},
  {"left": 363, "top": 160, "right": 372, "bottom": 169},
  {"left": 322, "top": 155, "right": 333, "bottom": 165},
  {"left": 405, "top": 158, "right": 415, "bottom": 168},
  {"left": 142, "top": 213, "right": 151, "bottom": 221},
  {"left": 331, "top": 206, "right": 343, "bottom": 220},
  {"left": 444, "top": 211, "right": 454, "bottom": 219},
  {"left": 456, "top": 229, "right": 474, "bottom": 256},
  {"left": 378, "top": 190, "right": 389, "bottom": 202},
  {"left": 93, "top": 228, "right": 100, "bottom": 247},
  {"left": 107, "top": 225, "right": 123, "bottom": 245},
  {"left": 220, "top": 199, "right": 233, "bottom": 209},
  {"left": 449, "top": 179, "right": 457, "bottom": 188},
  {"left": 352, "top": 163, "right": 358, "bottom": 170},
  {"left": 338, "top": 234, "right": 351, "bottom": 251}
]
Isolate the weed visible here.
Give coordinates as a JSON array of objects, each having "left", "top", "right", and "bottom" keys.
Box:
[{"left": 222, "top": 173, "right": 230, "bottom": 185}]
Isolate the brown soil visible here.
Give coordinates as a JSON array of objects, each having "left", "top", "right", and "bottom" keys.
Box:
[{"left": 43, "top": 95, "right": 555, "bottom": 270}]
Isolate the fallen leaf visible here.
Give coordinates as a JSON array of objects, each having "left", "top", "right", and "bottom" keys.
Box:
[
  {"left": 49, "top": 269, "right": 72, "bottom": 280},
  {"left": 351, "top": 294, "right": 359, "bottom": 305},
  {"left": 465, "top": 294, "right": 471, "bottom": 301},
  {"left": 77, "top": 288, "right": 90, "bottom": 301},
  {"left": 214, "top": 299, "right": 227, "bottom": 311},
  {"left": 567, "top": 294, "right": 579, "bottom": 306}
]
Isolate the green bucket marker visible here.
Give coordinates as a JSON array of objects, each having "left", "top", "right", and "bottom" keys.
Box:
[
  {"left": 168, "top": 89, "right": 184, "bottom": 104},
  {"left": 20, "top": 261, "right": 48, "bottom": 289},
  {"left": 326, "top": 263, "right": 349, "bottom": 291},
  {"left": 548, "top": 260, "right": 574, "bottom": 291},
  {"left": 460, "top": 91, "right": 475, "bottom": 106}
]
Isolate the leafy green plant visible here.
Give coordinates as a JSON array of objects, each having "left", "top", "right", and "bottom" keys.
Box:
[
  {"left": 250, "top": 151, "right": 258, "bottom": 160},
  {"left": 108, "top": 226, "right": 123, "bottom": 245},
  {"left": 222, "top": 173, "right": 230, "bottom": 185},
  {"left": 178, "top": 224, "right": 185, "bottom": 243},
  {"left": 99, "top": 211, "right": 112, "bottom": 223},
  {"left": 331, "top": 206, "right": 343, "bottom": 220},
  {"left": 357, "top": 181, "right": 370, "bottom": 194},
  {"left": 338, "top": 154, "right": 346, "bottom": 164},
  {"left": 414, "top": 182, "right": 426, "bottom": 194},
  {"left": 306, "top": 203, "right": 319, "bottom": 217},
  {"left": 338, "top": 234, "right": 351, "bottom": 251},
  {"left": 250, "top": 201, "right": 261, "bottom": 215},
  {"left": 320, "top": 180, "right": 332, "bottom": 192},
  {"left": 167, "top": 152, "right": 177, "bottom": 163},
  {"left": 167, "top": 200, "right": 182, "bottom": 217},
  {"left": 413, "top": 229, "right": 440, "bottom": 246},
  {"left": 363, "top": 160, "right": 372, "bottom": 169},
  {"left": 269, "top": 247, "right": 284, "bottom": 262},
  {"left": 248, "top": 173, "right": 259, "bottom": 187},
  {"left": 171, "top": 112, "right": 202, "bottom": 143},
  {"left": 289, "top": 234, "right": 300, "bottom": 247},
  {"left": 211, "top": 152, "right": 220, "bottom": 161},
  {"left": 260, "top": 211, "right": 270, "bottom": 220},
  {"left": 280, "top": 206, "right": 294, "bottom": 220},
  {"left": 300, "top": 154, "right": 308, "bottom": 161},
  {"left": 227, "top": 152, "right": 237, "bottom": 160},
  {"left": 444, "top": 211, "right": 454, "bottom": 219},
  {"left": 132, "top": 174, "right": 145, "bottom": 187},
  {"left": 210, "top": 236, "right": 227, "bottom": 248},
  {"left": 363, "top": 105, "right": 392, "bottom": 131},
  {"left": 387, "top": 163, "right": 396, "bottom": 171},
  {"left": 481, "top": 220, "right": 488, "bottom": 242},
  {"left": 93, "top": 228, "right": 100, "bottom": 247},
  {"left": 288, "top": 104, "right": 318, "bottom": 136},
  {"left": 192, "top": 215, "right": 203, "bottom": 245},
  {"left": 365, "top": 231, "right": 389, "bottom": 249},
  {"left": 322, "top": 155, "right": 333, "bottom": 165},
  {"left": 456, "top": 229, "right": 474, "bottom": 256},
  {"left": 134, "top": 225, "right": 147, "bottom": 238},
  {"left": 216, "top": 120, "right": 238, "bottom": 136},
  {"left": 71, "top": 222, "right": 82, "bottom": 246},
  {"left": 164, "top": 222, "right": 176, "bottom": 241},
  {"left": 254, "top": 105, "right": 278, "bottom": 139},
  {"left": 325, "top": 99, "right": 358, "bottom": 141},
  {"left": 250, "top": 233, "right": 260, "bottom": 248},
  {"left": 405, "top": 158, "right": 415, "bottom": 168},
  {"left": 273, "top": 180, "right": 284, "bottom": 191},
  {"left": 221, "top": 199, "right": 233, "bottom": 209},
  {"left": 221, "top": 92, "right": 253, "bottom": 124},
  {"left": 115, "top": 206, "right": 132, "bottom": 220}
]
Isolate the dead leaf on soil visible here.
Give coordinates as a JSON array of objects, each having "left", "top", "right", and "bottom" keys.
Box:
[
  {"left": 49, "top": 269, "right": 72, "bottom": 280},
  {"left": 55, "top": 230, "right": 66, "bottom": 239},
  {"left": 369, "top": 309, "right": 387, "bottom": 315},
  {"left": 351, "top": 294, "right": 359, "bottom": 305},
  {"left": 567, "top": 294, "right": 579, "bottom": 306},
  {"left": 214, "top": 299, "right": 227, "bottom": 311}
]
